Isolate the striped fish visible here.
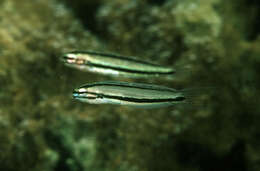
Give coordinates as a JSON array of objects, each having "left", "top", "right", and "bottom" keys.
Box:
[
  {"left": 72, "top": 81, "right": 196, "bottom": 108},
  {"left": 62, "top": 51, "right": 175, "bottom": 77}
]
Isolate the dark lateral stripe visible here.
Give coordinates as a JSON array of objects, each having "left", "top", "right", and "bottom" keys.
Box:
[
  {"left": 72, "top": 50, "right": 160, "bottom": 66},
  {"left": 86, "top": 62, "right": 175, "bottom": 75},
  {"left": 78, "top": 82, "right": 177, "bottom": 92},
  {"left": 78, "top": 92, "right": 186, "bottom": 103}
]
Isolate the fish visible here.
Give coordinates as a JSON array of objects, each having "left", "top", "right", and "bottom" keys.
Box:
[
  {"left": 61, "top": 51, "right": 175, "bottom": 78},
  {"left": 72, "top": 81, "right": 201, "bottom": 108}
]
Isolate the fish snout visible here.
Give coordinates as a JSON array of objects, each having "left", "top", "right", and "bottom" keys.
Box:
[{"left": 61, "top": 53, "right": 78, "bottom": 64}]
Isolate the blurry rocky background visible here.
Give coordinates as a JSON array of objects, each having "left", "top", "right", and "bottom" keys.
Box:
[{"left": 0, "top": 0, "right": 259, "bottom": 170}]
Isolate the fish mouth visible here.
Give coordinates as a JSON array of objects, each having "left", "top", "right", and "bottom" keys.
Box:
[
  {"left": 72, "top": 89, "right": 87, "bottom": 99},
  {"left": 72, "top": 91, "right": 79, "bottom": 98},
  {"left": 61, "top": 55, "right": 76, "bottom": 64},
  {"left": 72, "top": 90, "right": 99, "bottom": 100},
  {"left": 61, "top": 54, "right": 86, "bottom": 65}
]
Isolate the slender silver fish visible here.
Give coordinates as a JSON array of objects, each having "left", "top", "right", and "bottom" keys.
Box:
[
  {"left": 62, "top": 51, "right": 175, "bottom": 77},
  {"left": 72, "top": 81, "right": 197, "bottom": 108}
]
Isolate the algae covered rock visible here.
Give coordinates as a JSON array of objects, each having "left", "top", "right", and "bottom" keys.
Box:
[{"left": 0, "top": 0, "right": 100, "bottom": 170}]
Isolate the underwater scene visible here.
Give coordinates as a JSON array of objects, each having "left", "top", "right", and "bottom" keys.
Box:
[{"left": 0, "top": 0, "right": 260, "bottom": 170}]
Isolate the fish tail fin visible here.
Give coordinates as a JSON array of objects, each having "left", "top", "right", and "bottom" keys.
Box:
[
  {"left": 165, "top": 64, "right": 194, "bottom": 81},
  {"left": 178, "top": 87, "right": 216, "bottom": 106}
]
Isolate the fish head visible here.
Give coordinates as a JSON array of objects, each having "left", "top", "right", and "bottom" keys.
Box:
[
  {"left": 62, "top": 52, "right": 87, "bottom": 66},
  {"left": 73, "top": 87, "right": 102, "bottom": 103}
]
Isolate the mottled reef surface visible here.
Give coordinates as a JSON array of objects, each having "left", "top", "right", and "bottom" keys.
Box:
[{"left": 0, "top": 0, "right": 260, "bottom": 171}]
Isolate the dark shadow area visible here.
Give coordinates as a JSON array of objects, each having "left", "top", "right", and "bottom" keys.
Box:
[
  {"left": 61, "top": 0, "right": 101, "bottom": 35},
  {"left": 149, "top": 141, "right": 176, "bottom": 171},
  {"left": 175, "top": 140, "right": 247, "bottom": 171},
  {"left": 243, "top": 0, "right": 260, "bottom": 40},
  {"left": 147, "top": 0, "right": 166, "bottom": 6},
  {"left": 44, "top": 130, "right": 84, "bottom": 171}
]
